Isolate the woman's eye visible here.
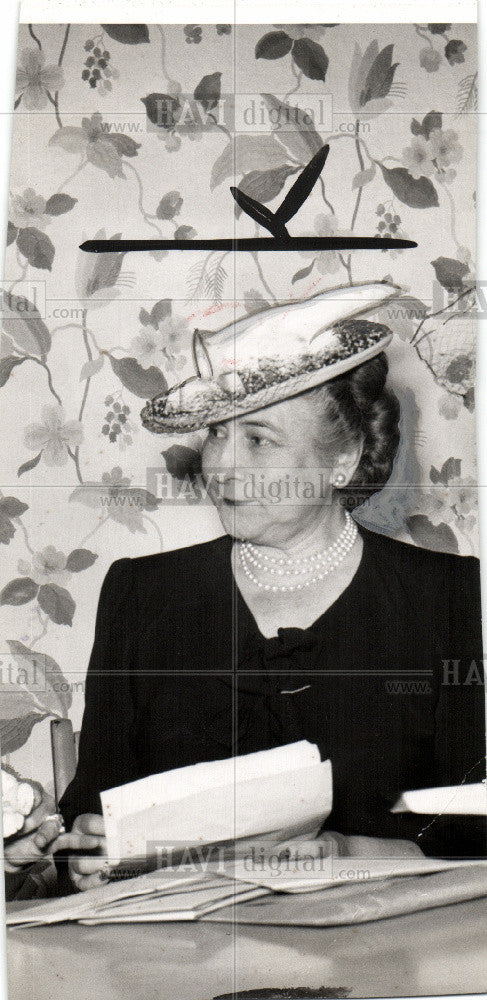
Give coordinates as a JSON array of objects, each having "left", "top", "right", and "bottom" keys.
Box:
[
  {"left": 248, "top": 434, "right": 271, "bottom": 448},
  {"left": 208, "top": 425, "right": 225, "bottom": 439}
]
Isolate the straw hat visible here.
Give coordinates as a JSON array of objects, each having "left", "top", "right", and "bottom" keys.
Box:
[{"left": 140, "top": 280, "right": 402, "bottom": 434}]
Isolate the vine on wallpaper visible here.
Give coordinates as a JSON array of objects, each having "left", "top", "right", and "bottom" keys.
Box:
[{"left": 1, "top": 21, "right": 478, "bottom": 756}]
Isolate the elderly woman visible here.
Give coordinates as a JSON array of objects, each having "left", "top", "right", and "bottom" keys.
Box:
[{"left": 58, "top": 282, "right": 486, "bottom": 891}]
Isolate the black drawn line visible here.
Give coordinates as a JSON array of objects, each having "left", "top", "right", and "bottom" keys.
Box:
[{"left": 80, "top": 144, "right": 417, "bottom": 255}]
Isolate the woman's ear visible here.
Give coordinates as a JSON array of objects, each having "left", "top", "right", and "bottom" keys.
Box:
[{"left": 333, "top": 438, "right": 364, "bottom": 487}]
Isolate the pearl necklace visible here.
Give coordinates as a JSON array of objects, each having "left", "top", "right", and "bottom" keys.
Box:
[
  {"left": 243, "top": 512, "right": 356, "bottom": 575},
  {"left": 238, "top": 513, "right": 358, "bottom": 592}
]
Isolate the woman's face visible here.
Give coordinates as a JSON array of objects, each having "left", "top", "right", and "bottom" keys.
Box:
[{"left": 201, "top": 392, "right": 357, "bottom": 546}]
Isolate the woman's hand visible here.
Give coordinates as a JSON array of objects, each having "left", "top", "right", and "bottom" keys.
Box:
[
  {"left": 61, "top": 814, "right": 108, "bottom": 891},
  {"left": 3, "top": 782, "right": 65, "bottom": 873},
  {"left": 273, "top": 831, "right": 423, "bottom": 861},
  {"left": 331, "top": 833, "right": 423, "bottom": 858}
]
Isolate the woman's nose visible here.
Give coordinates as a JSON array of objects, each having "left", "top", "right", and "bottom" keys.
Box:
[
  {"left": 210, "top": 430, "right": 236, "bottom": 470},
  {"left": 213, "top": 430, "right": 247, "bottom": 468},
  {"left": 210, "top": 432, "right": 252, "bottom": 481}
]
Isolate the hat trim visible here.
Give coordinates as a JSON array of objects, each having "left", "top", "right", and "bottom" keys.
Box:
[{"left": 141, "top": 325, "right": 392, "bottom": 434}]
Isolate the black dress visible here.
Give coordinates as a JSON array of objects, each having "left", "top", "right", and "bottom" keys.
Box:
[{"left": 59, "top": 524, "right": 487, "bottom": 859}]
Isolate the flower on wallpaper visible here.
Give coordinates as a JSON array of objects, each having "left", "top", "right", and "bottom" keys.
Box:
[
  {"left": 75, "top": 229, "right": 132, "bottom": 310},
  {"left": 401, "top": 115, "right": 463, "bottom": 187},
  {"left": 15, "top": 48, "right": 65, "bottom": 110},
  {"left": 419, "top": 48, "right": 442, "bottom": 73},
  {"left": 176, "top": 120, "right": 204, "bottom": 143},
  {"left": 70, "top": 467, "right": 160, "bottom": 534},
  {"left": 154, "top": 313, "right": 188, "bottom": 353},
  {"left": 298, "top": 213, "right": 352, "bottom": 275},
  {"left": 129, "top": 328, "right": 162, "bottom": 369},
  {"left": 401, "top": 138, "right": 436, "bottom": 179},
  {"left": 19, "top": 546, "right": 72, "bottom": 588},
  {"left": 133, "top": 300, "right": 190, "bottom": 373},
  {"left": 130, "top": 327, "right": 187, "bottom": 374},
  {"left": 142, "top": 72, "right": 223, "bottom": 152},
  {"left": 49, "top": 112, "right": 140, "bottom": 178},
  {"left": 9, "top": 189, "right": 51, "bottom": 230},
  {"left": 348, "top": 41, "right": 402, "bottom": 118},
  {"left": 143, "top": 70, "right": 226, "bottom": 150},
  {"left": 23, "top": 406, "right": 83, "bottom": 467},
  {"left": 411, "top": 460, "right": 477, "bottom": 535},
  {"left": 428, "top": 129, "right": 463, "bottom": 170},
  {"left": 406, "top": 459, "right": 478, "bottom": 554}
]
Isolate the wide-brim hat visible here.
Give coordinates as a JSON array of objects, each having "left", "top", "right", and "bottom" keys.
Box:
[{"left": 140, "top": 280, "right": 402, "bottom": 434}]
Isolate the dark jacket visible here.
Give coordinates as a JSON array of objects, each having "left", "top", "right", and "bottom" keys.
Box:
[{"left": 59, "top": 525, "right": 486, "bottom": 861}]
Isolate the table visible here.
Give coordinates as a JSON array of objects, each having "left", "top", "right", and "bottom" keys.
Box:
[{"left": 6, "top": 897, "right": 487, "bottom": 1000}]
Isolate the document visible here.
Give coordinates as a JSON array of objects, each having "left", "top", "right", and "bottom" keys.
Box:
[
  {"left": 101, "top": 741, "right": 333, "bottom": 863},
  {"left": 6, "top": 868, "right": 271, "bottom": 927},
  {"left": 391, "top": 783, "right": 487, "bottom": 815},
  {"left": 8, "top": 855, "right": 487, "bottom": 927}
]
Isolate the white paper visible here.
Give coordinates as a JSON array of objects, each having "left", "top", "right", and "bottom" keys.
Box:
[
  {"left": 79, "top": 883, "right": 270, "bottom": 924},
  {"left": 391, "top": 783, "right": 487, "bottom": 815},
  {"left": 220, "top": 855, "right": 487, "bottom": 893},
  {"left": 101, "top": 741, "right": 332, "bottom": 862},
  {"left": 5, "top": 870, "right": 271, "bottom": 927}
]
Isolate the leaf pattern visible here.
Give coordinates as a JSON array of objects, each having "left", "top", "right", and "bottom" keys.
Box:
[
  {"left": 2, "top": 292, "right": 52, "bottom": 358},
  {"left": 211, "top": 133, "right": 288, "bottom": 189},
  {"left": 16, "top": 228, "right": 55, "bottom": 270},
  {"left": 108, "top": 355, "right": 168, "bottom": 398},
  {"left": 256, "top": 32, "right": 293, "bottom": 60},
  {"left": 379, "top": 165, "right": 439, "bottom": 209},
  {"left": 456, "top": 73, "right": 478, "bottom": 114},
  {"left": 232, "top": 166, "right": 299, "bottom": 218},
  {"left": 101, "top": 24, "right": 150, "bottom": 45},
  {"left": 292, "top": 38, "right": 329, "bottom": 81}
]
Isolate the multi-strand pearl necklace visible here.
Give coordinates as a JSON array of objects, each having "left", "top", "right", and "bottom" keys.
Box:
[{"left": 238, "top": 511, "right": 358, "bottom": 592}]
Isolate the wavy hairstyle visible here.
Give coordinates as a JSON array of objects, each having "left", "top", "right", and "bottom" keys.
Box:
[{"left": 306, "top": 351, "right": 401, "bottom": 509}]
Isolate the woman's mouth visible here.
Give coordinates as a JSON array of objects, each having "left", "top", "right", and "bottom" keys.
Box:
[{"left": 221, "top": 497, "right": 258, "bottom": 507}]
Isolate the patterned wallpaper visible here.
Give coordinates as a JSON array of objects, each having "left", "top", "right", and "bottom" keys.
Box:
[{"left": 0, "top": 20, "right": 478, "bottom": 786}]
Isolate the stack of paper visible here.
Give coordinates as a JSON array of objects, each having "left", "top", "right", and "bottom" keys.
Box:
[
  {"left": 6, "top": 868, "right": 271, "bottom": 927},
  {"left": 101, "top": 741, "right": 332, "bottom": 863},
  {"left": 8, "top": 856, "right": 487, "bottom": 927}
]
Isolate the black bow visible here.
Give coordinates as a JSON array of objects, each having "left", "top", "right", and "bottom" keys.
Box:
[{"left": 239, "top": 627, "right": 322, "bottom": 667}]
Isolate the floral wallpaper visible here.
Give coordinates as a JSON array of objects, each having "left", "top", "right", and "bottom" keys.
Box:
[{"left": 0, "top": 20, "right": 478, "bottom": 787}]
